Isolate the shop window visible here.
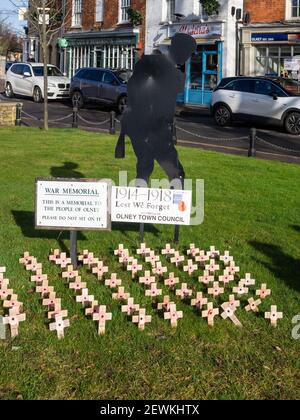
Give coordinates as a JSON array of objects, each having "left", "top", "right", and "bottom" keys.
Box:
[
  {"left": 96, "top": 0, "right": 104, "bottom": 22},
  {"left": 72, "top": 0, "right": 82, "bottom": 27},
  {"left": 120, "top": 0, "right": 131, "bottom": 23}
]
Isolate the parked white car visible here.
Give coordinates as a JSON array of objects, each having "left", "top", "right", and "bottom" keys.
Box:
[
  {"left": 211, "top": 76, "right": 300, "bottom": 135},
  {"left": 5, "top": 62, "right": 70, "bottom": 102}
]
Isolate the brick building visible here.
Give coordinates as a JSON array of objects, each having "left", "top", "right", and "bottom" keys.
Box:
[
  {"left": 241, "top": 0, "right": 300, "bottom": 79},
  {"left": 63, "top": 0, "right": 146, "bottom": 77}
]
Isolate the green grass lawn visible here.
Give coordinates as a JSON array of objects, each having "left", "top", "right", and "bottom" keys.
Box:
[{"left": 0, "top": 127, "right": 300, "bottom": 400}]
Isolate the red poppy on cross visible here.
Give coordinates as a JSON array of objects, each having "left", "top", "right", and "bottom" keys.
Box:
[
  {"left": 92, "top": 305, "right": 112, "bottom": 335},
  {"left": 164, "top": 304, "right": 183, "bottom": 328}
]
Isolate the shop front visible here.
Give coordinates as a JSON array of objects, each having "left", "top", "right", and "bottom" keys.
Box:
[
  {"left": 64, "top": 28, "right": 140, "bottom": 78},
  {"left": 241, "top": 26, "right": 300, "bottom": 81},
  {"left": 160, "top": 22, "right": 224, "bottom": 107}
]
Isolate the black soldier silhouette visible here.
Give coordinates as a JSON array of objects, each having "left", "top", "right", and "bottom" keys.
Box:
[{"left": 115, "top": 33, "right": 197, "bottom": 186}]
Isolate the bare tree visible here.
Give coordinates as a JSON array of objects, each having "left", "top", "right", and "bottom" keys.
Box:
[
  {"left": 0, "top": 18, "right": 22, "bottom": 57},
  {"left": 9, "top": 0, "right": 71, "bottom": 130}
]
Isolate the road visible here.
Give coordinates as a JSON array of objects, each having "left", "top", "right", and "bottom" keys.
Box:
[{"left": 1, "top": 93, "right": 300, "bottom": 164}]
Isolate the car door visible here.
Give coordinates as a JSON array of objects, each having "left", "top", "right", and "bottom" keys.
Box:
[
  {"left": 10, "top": 64, "right": 24, "bottom": 94},
  {"left": 20, "top": 64, "right": 33, "bottom": 96},
  {"left": 218, "top": 79, "right": 253, "bottom": 115},
  {"left": 250, "top": 79, "right": 289, "bottom": 120},
  {"left": 81, "top": 69, "right": 104, "bottom": 101},
  {"left": 101, "top": 71, "right": 119, "bottom": 103}
]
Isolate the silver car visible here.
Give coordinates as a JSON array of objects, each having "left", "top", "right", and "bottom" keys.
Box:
[{"left": 70, "top": 68, "right": 131, "bottom": 113}]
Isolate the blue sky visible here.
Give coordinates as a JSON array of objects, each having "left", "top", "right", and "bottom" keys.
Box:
[{"left": 0, "top": 0, "right": 27, "bottom": 34}]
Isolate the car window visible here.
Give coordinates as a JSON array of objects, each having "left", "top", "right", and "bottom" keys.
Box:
[
  {"left": 281, "top": 80, "right": 300, "bottom": 96},
  {"left": 223, "top": 79, "right": 253, "bottom": 93},
  {"left": 84, "top": 69, "right": 104, "bottom": 82},
  {"left": 269, "top": 83, "right": 287, "bottom": 97},
  {"left": 32, "top": 66, "right": 62, "bottom": 76},
  {"left": 23, "top": 65, "right": 31, "bottom": 75},
  {"left": 103, "top": 71, "right": 117, "bottom": 85},
  {"left": 254, "top": 80, "right": 274, "bottom": 96},
  {"left": 11, "top": 64, "right": 24, "bottom": 75}
]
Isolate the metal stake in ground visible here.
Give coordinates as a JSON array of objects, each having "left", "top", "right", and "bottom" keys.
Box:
[
  {"left": 70, "top": 231, "right": 78, "bottom": 268},
  {"left": 72, "top": 107, "right": 78, "bottom": 129},
  {"left": 248, "top": 128, "right": 256, "bottom": 157},
  {"left": 15, "top": 103, "right": 22, "bottom": 127},
  {"left": 110, "top": 111, "right": 116, "bottom": 135}
]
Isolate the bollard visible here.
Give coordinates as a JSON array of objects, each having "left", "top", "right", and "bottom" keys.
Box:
[
  {"left": 72, "top": 106, "right": 78, "bottom": 128},
  {"left": 110, "top": 111, "right": 116, "bottom": 135},
  {"left": 248, "top": 128, "right": 257, "bottom": 157},
  {"left": 15, "top": 103, "right": 22, "bottom": 126}
]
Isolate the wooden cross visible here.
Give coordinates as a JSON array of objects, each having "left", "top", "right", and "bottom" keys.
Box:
[
  {"left": 42, "top": 297, "right": 61, "bottom": 311},
  {"left": 114, "top": 244, "right": 126, "bottom": 257},
  {"left": 187, "top": 244, "right": 200, "bottom": 258},
  {"left": 119, "top": 254, "right": 133, "bottom": 266},
  {"left": 105, "top": 273, "right": 122, "bottom": 289},
  {"left": 0, "top": 288, "right": 13, "bottom": 300},
  {"left": 19, "top": 252, "right": 34, "bottom": 265},
  {"left": 36, "top": 284, "right": 54, "bottom": 297},
  {"left": 245, "top": 298, "right": 262, "bottom": 313},
  {"left": 195, "top": 251, "right": 209, "bottom": 266},
  {"left": 85, "top": 301, "right": 99, "bottom": 317},
  {"left": 256, "top": 284, "right": 271, "bottom": 299},
  {"left": 241, "top": 273, "right": 255, "bottom": 287},
  {"left": 47, "top": 309, "right": 68, "bottom": 320},
  {"left": 191, "top": 292, "right": 208, "bottom": 310},
  {"left": 218, "top": 271, "right": 234, "bottom": 285},
  {"left": 221, "top": 303, "right": 242, "bottom": 327},
  {"left": 220, "top": 251, "right": 233, "bottom": 266},
  {"left": 3, "top": 313, "right": 26, "bottom": 338},
  {"left": 26, "top": 260, "right": 42, "bottom": 273},
  {"left": 198, "top": 270, "right": 214, "bottom": 285},
  {"left": 145, "top": 251, "right": 160, "bottom": 267},
  {"left": 208, "top": 282, "right": 224, "bottom": 297},
  {"left": 92, "top": 305, "right": 112, "bottom": 335},
  {"left": 82, "top": 252, "right": 96, "bottom": 266},
  {"left": 202, "top": 302, "right": 219, "bottom": 327},
  {"left": 183, "top": 259, "right": 198, "bottom": 276},
  {"left": 164, "top": 273, "right": 179, "bottom": 288},
  {"left": 127, "top": 259, "right": 143, "bottom": 278},
  {"left": 145, "top": 283, "right": 162, "bottom": 298},
  {"left": 49, "top": 316, "right": 70, "bottom": 339},
  {"left": 157, "top": 296, "right": 174, "bottom": 311},
  {"left": 121, "top": 297, "right": 140, "bottom": 316},
  {"left": 78, "top": 249, "right": 90, "bottom": 262},
  {"left": 62, "top": 265, "right": 79, "bottom": 281},
  {"left": 92, "top": 263, "right": 109, "bottom": 280},
  {"left": 205, "top": 259, "right": 220, "bottom": 273},
  {"left": 152, "top": 262, "right": 168, "bottom": 277},
  {"left": 164, "top": 304, "right": 183, "bottom": 328},
  {"left": 69, "top": 277, "right": 87, "bottom": 293},
  {"left": 0, "top": 278, "right": 9, "bottom": 290},
  {"left": 137, "top": 243, "right": 151, "bottom": 258},
  {"left": 112, "top": 287, "right": 130, "bottom": 301},
  {"left": 139, "top": 271, "right": 155, "bottom": 287},
  {"left": 0, "top": 267, "right": 5, "bottom": 274},
  {"left": 161, "top": 244, "right": 175, "bottom": 257},
  {"left": 55, "top": 253, "right": 71, "bottom": 268},
  {"left": 31, "top": 269, "right": 47, "bottom": 285},
  {"left": 233, "top": 282, "right": 249, "bottom": 296},
  {"left": 265, "top": 306, "right": 283, "bottom": 327},
  {"left": 226, "top": 295, "right": 240, "bottom": 311},
  {"left": 132, "top": 309, "right": 152, "bottom": 331},
  {"left": 170, "top": 251, "right": 185, "bottom": 267},
  {"left": 207, "top": 246, "right": 220, "bottom": 259},
  {"left": 76, "top": 289, "right": 94, "bottom": 307},
  {"left": 225, "top": 261, "right": 240, "bottom": 276},
  {"left": 3, "top": 294, "right": 23, "bottom": 312},
  {"left": 49, "top": 249, "right": 60, "bottom": 262},
  {"left": 176, "top": 283, "right": 193, "bottom": 300}
]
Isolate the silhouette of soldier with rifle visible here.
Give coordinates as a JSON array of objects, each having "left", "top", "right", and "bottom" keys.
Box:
[{"left": 115, "top": 33, "right": 197, "bottom": 187}]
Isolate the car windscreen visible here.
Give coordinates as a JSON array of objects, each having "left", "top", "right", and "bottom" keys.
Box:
[
  {"left": 115, "top": 70, "right": 132, "bottom": 84},
  {"left": 32, "top": 66, "right": 62, "bottom": 77}
]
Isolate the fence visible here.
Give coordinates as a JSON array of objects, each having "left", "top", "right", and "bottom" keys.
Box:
[{"left": 14, "top": 103, "right": 300, "bottom": 158}]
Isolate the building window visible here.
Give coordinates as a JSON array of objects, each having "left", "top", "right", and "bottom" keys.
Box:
[
  {"left": 72, "top": 0, "right": 82, "bottom": 27},
  {"left": 120, "top": 0, "right": 131, "bottom": 23},
  {"left": 292, "top": 0, "right": 300, "bottom": 17},
  {"left": 96, "top": 0, "right": 104, "bottom": 22},
  {"left": 166, "top": 0, "right": 175, "bottom": 21}
]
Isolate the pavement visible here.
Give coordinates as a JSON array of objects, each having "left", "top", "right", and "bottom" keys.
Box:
[{"left": 1, "top": 92, "right": 300, "bottom": 165}]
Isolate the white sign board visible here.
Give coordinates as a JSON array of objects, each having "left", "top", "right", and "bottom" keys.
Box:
[
  {"left": 284, "top": 59, "right": 300, "bottom": 71},
  {"left": 111, "top": 187, "right": 192, "bottom": 225},
  {"left": 35, "top": 179, "right": 111, "bottom": 230}
]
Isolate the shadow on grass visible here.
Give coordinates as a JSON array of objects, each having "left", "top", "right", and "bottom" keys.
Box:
[
  {"left": 112, "top": 222, "right": 160, "bottom": 238},
  {"left": 11, "top": 210, "right": 87, "bottom": 253},
  {"left": 50, "top": 162, "right": 84, "bottom": 179},
  {"left": 249, "top": 241, "right": 300, "bottom": 292},
  {"left": 291, "top": 225, "right": 300, "bottom": 234}
]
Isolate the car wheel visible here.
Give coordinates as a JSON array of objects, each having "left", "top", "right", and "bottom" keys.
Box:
[
  {"left": 71, "top": 91, "right": 84, "bottom": 109},
  {"left": 285, "top": 112, "right": 300, "bottom": 135},
  {"left": 117, "top": 95, "right": 127, "bottom": 114},
  {"left": 214, "top": 105, "right": 231, "bottom": 127},
  {"left": 33, "top": 86, "right": 43, "bottom": 103},
  {"left": 5, "top": 82, "right": 14, "bottom": 98}
]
